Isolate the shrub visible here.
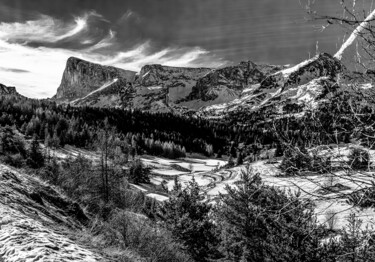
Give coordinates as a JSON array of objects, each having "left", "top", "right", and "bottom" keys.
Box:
[
  {"left": 280, "top": 146, "right": 330, "bottom": 176},
  {"left": 348, "top": 147, "right": 369, "bottom": 170},
  {"left": 3, "top": 153, "right": 24, "bottom": 168},
  {"left": 347, "top": 181, "right": 375, "bottom": 208},
  {"left": 323, "top": 213, "right": 375, "bottom": 261},
  {"left": 0, "top": 126, "right": 27, "bottom": 157},
  {"left": 91, "top": 210, "right": 192, "bottom": 262},
  {"left": 325, "top": 209, "right": 338, "bottom": 231}
]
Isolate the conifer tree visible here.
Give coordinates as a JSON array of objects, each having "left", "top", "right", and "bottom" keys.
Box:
[
  {"left": 161, "top": 177, "right": 219, "bottom": 261},
  {"left": 27, "top": 135, "right": 44, "bottom": 168},
  {"left": 128, "top": 158, "right": 150, "bottom": 184},
  {"left": 216, "top": 166, "right": 324, "bottom": 261}
]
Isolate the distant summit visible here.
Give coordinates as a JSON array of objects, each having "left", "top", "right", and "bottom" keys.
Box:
[{"left": 55, "top": 57, "right": 136, "bottom": 102}]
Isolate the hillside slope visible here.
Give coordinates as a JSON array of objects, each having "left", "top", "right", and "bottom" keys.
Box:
[{"left": 0, "top": 164, "right": 108, "bottom": 261}]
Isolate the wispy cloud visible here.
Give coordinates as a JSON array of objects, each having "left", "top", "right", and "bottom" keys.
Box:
[
  {"left": 0, "top": 13, "right": 88, "bottom": 43},
  {"left": 0, "top": 67, "right": 29, "bottom": 73},
  {"left": 0, "top": 10, "right": 227, "bottom": 98}
]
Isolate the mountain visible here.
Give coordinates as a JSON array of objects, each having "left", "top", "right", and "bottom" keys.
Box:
[
  {"left": 0, "top": 83, "right": 23, "bottom": 97},
  {"left": 119, "top": 61, "right": 285, "bottom": 112},
  {"left": 185, "top": 61, "right": 284, "bottom": 103},
  {"left": 54, "top": 53, "right": 351, "bottom": 119},
  {"left": 71, "top": 78, "right": 128, "bottom": 108},
  {"left": 55, "top": 57, "right": 136, "bottom": 102},
  {"left": 199, "top": 53, "right": 345, "bottom": 118},
  {"left": 121, "top": 64, "right": 212, "bottom": 112}
]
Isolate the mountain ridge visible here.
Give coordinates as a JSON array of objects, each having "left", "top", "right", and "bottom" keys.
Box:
[{"left": 50, "top": 53, "right": 364, "bottom": 119}]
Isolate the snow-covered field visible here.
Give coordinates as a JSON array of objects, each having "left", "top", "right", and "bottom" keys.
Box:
[{"left": 48, "top": 144, "right": 375, "bottom": 230}]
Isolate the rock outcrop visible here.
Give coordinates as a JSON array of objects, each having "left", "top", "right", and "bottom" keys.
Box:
[{"left": 55, "top": 57, "right": 136, "bottom": 101}]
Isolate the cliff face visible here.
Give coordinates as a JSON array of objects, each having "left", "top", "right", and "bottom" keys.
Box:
[
  {"left": 136, "top": 64, "right": 211, "bottom": 87},
  {"left": 55, "top": 57, "right": 136, "bottom": 101},
  {"left": 116, "top": 64, "right": 212, "bottom": 111},
  {"left": 0, "top": 83, "right": 21, "bottom": 97},
  {"left": 135, "top": 64, "right": 212, "bottom": 103},
  {"left": 186, "top": 61, "right": 285, "bottom": 102}
]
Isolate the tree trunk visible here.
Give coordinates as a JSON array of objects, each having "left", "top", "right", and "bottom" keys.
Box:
[{"left": 334, "top": 9, "right": 375, "bottom": 60}]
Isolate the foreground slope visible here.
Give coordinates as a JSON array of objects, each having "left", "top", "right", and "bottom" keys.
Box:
[{"left": 0, "top": 164, "right": 107, "bottom": 261}]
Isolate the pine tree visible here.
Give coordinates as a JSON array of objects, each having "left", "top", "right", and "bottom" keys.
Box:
[
  {"left": 236, "top": 151, "right": 244, "bottom": 166},
  {"left": 216, "top": 166, "right": 324, "bottom": 261},
  {"left": 128, "top": 158, "right": 150, "bottom": 184},
  {"left": 161, "top": 177, "right": 220, "bottom": 261},
  {"left": 275, "top": 142, "right": 284, "bottom": 157},
  {"left": 26, "top": 135, "right": 44, "bottom": 168}
]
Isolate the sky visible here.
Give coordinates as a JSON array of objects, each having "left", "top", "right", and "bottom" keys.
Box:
[{"left": 0, "top": 0, "right": 359, "bottom": 98}]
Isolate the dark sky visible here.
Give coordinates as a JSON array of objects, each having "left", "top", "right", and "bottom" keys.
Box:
[{"left": 0, "top": 0, "right": 359, "bottom": 97}]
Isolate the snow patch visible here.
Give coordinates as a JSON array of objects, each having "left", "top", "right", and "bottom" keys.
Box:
[
  {"left": 279, "top": 55, "right": 318, "bottom": 78},
  {"left": 146, "top": 193, "right": 169, "bottom": 201},
  {"left": 71, "top": 78, "right": 118, "bottom": 104},
  {"left": 147, "top": 86, "right": 163, "bottom": 90},
  {"left": 142, "top": 70, "right": 150, "bottom": 78},
  {"left": 360, "top": 83, "right": 373, "bottom": 89}
]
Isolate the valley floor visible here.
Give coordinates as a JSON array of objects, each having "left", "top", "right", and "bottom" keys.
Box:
[{"left": 49, "top": 144, "right": 375, "bottom": 231}]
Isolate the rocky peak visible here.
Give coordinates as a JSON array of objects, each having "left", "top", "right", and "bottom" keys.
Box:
[
  {"left": 55, "top": 57, "right": 136, "bottom": 101},
  {"left": 258, "top": 53, "right": 345, "bottom": 93},
  {"left": 136, "top": 64, "right": 211, "bottom": 87},
  {"left": 0, "top": 83, "right": 19, "bottom": 96},
  {"left": 186, "top": 60, "right": 280, "bottom": 102}
]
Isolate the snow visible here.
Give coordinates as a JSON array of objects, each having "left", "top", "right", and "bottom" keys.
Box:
[
  {"left": 147, "top": 86, "right": 163, "bottom": 90},
  {"left": 146, "top": 193, "right": 169, "bottom": 201},
  {"left": 43, "top": 144, "right": 375, "bottom": 230},
  {"left": 152, "top": 169, "right": 189, "bottom": 176},
  {"left": 24, "top": 143, "right": 375, "bottom": 231},
  {"left": 360, "top": 83, "right": 373, "bottom": 89},
  {"left": 0, "top": 205, "right": 102, "bottom": 262},
  {"left": 142, "top": 70, "right": 150, "bottom": 78},
  {"left": 242, "top": 84, "right": 260, "bottom": 93},
  {"left": 0, "top": 164, "right": 104, "bottom": 261},
  {"left": 131, "top": 184, "right": 148, "bottom": 192},
  {"left": 71, "top": 78, "right": 118, "bottom": 104},
  {"left": 288, "top": 77, "right": 327, "bottom": 108},
  {"left": 279, "top": 55, "right": 318, "bottom": 78}
]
